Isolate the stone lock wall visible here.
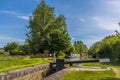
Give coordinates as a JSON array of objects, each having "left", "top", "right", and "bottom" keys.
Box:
[
  {"left": 42, "top": 68, "right": 69, "bottom": 80},
  {"left": 0, "top": 64, "right": 49, "bottom": 80}
]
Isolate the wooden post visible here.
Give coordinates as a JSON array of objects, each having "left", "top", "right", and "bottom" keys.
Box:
[
  {"left": 56, "top": 59, "right": 64, "bottom": 71},
  {"left": 53, "top": 53, "right": 56, "bottom": 62}
]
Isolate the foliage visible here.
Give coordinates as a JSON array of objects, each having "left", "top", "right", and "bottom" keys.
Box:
[
  {"left": 57, "top": 51, "right": 65, "bottom": 58},
  {"left": 4, "top": 42, "right": 29, "bottom": 55},
  {"left": 0, "top": 51, "right": 9, "bottom": 57},
  {"left": 89, "top": 35, "right": 120, "bottom": 62},
  {"left": 88, "top": 41, "right": 101, "bottom": 54},
  {"left": 62, "top": 70, "right": 118, "bottom": 80},
  {"left": 73, "top": 41, "right": 88, "bottom": 55},
  {"left": 49, "top": 30, "right": 71, "bottom": 54},
  {"left": 0, "top": 50, "right": 5, "bottom": 54},
  {"left": 26, "top": 0, "right": 71, "bottom": 54},
  {"left": 4, "top": 42, "right": 20, "bottom": 55},
  {"left": 19, "top": 43, "right": 29, "bottom": 55}
]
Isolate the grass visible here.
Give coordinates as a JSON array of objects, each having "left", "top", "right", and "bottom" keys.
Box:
[
  {"left": 61, "top": 70, "right": 120, "bottom": 80},
  {"left": 62, "top": 62, "right": 120, "bottom": 80},
  {"left": 82, "top": 62, "right": 110, "bottom": 68},
  {"left": 0, "top": 57, "right": 53, "bottom": 72}
]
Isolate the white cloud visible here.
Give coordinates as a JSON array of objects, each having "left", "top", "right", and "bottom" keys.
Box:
[
  {"left": 17, "top": 16, "right": 29, "bottom": 20},
  {"left": 0, "top": 10, "right": 30, "bottom": 20},
  {"left": 0, "top": 10, "right": 16, "bottom": 15},
  {"left": 0, "top": 35, "right": 25, "bottom": 47},
  {"left": 106, "top": 0, "right": 120, "bottom": 6},
  {"left": 89, "top": 35, "right": 100, "bottom": 39},
  {"left": 71, "top": 37, "right": 75, "bottom": 40},
  {"left": 83, "top": 35, "right": 104, "bottom": 48},
  {"left": 92, "top": 16, "right": 120, "bottom": 31},
  {"left": 105, "top": 0, "right": 120, "bottom": 13},
  {"left": 0, "top": 35, "right": 24, "bottom": 42},
  {"left": 79, "top": 17, "right": 86, "bottom": 23}
]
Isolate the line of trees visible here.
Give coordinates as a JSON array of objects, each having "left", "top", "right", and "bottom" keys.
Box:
[
  {"left": 73, "top": 41, "right": 88, "bottom": 56},
  {"left": 4, "top": 42, "right": 29, "bottom": 55},
  {"left": 89, "top": 35, "right": 120, "bottom": 62}
]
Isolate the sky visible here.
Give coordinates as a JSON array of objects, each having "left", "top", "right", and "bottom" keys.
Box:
[{"left": 0, "top": 0, "right": 120, "bottom": 48}]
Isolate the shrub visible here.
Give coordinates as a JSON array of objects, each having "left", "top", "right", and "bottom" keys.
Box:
[
  {"left": 4, "top": 42, "right": 29, "bottom": 55},
  {"left": 57, "top": 51, "right": 65, "bottom": 58},
  {"left": 0, "top": 50, "right": 4, "bottom": 54}
]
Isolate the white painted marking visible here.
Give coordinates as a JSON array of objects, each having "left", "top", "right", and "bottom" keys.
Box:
[{"left": 99, "top": 58, "right": 110, "bottom": 62}]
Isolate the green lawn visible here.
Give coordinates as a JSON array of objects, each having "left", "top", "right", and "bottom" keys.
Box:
[
  {"left": 62, "top": 63, "right": 120, "bottom": 80},
  {"left": 0, "top": 57, "right": 52, "bottom": 72},
  {"left": 82, "top": 62, "right": 110, "bottom": 68},
  {"left": 61, "top": 70, "right": 120, "bottom": 80}
]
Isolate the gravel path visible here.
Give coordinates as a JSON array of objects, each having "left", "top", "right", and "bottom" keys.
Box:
[{"left": 112, "top": 67, "right": 120, "bottom": 78}]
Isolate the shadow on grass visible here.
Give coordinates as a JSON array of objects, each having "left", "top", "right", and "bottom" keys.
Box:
[{"left": 101, "top": 77, "right": 120, "bottom": 80}]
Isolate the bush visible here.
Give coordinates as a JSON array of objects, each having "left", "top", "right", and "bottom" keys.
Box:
[
  {"left": 9, "top": 49, "right": 19, "bottom": 55},
  {"left": 57, "top": 51, "right": 65, "bottom": 58},
  {"left": 0, "top": 50, "right": 4, "bottom": 54},
  {"left": 4, "top": 42, "right": 29, "bottom": 55}
]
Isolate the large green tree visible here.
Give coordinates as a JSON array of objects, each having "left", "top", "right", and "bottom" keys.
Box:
[{"left": 26, "top": 0, "right": 71, "bottom": 54}]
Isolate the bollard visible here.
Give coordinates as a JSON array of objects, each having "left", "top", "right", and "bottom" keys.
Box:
[{"left": 56, "top": 59, "right": 64, "bottom": 71}]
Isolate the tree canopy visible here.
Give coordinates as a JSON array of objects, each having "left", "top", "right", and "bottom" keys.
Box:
[
  {"left": 26, "top": 0, "right": 71, "bottom": 54},
  {"left": 73, "top": 41, "right": 88, "bottom": 55},
  {"left": 89, "top": 35, "right": 120, "bottom": 62}
]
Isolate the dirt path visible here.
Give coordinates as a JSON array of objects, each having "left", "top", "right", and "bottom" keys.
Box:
[
  {"left": 112, "top": 67, "right": 120, "bottom": 78},
  {"left": 69, "top": 66, "right": 120, "bottom": 78},
  {"left": 69, "top": 66, "right": 110, "bottom": 71}
]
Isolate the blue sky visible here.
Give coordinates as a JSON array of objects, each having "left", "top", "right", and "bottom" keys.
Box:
[{"left": 0, "top": 0, "right": 120, "bottom": 48}]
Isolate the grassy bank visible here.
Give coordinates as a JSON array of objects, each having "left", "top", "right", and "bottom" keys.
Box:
[
  {"left": 62, "top": 63, "right": 120, "bottom": 80},
  {"left": 61, "top": 70, "right": 119, "bottom": 80},
  {"left": 0, "top": 57, "right": 52, "bottom": 72}
]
